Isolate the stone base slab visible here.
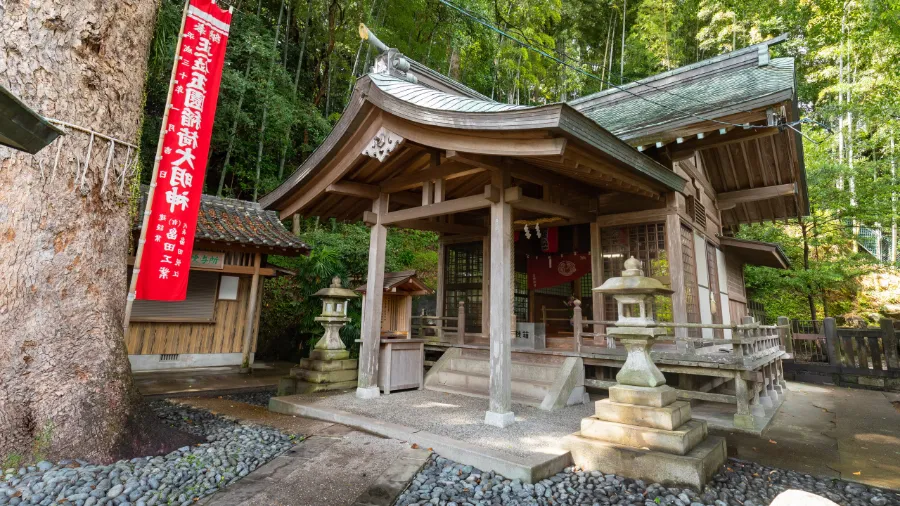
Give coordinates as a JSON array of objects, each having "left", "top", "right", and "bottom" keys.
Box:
[
  {"left": 594, "top": 399, "right": 692, "bottom": 431},
  {"left": 484, "top": 410, "right": 516, "bottom": 428},
  {"left": 294, "top": 367, "right": 358, "bottom": 384},
  {"left": 277, "top": 376, "right": 358, "bottom": 396},
  {"left": 297, "top": 358, "right": 359, "bottom": 372},
  {"left": 580, "top": 418, "right": 707, "bottom": 455},
  {"left": 609, "top": 385, "right": 676, "bottom": 407},
  {"left": 310, "top": 349, "right": 350, "bottom": 360},
  {"left": 563, "top": 433, "right": 727, "bottom": 490}
]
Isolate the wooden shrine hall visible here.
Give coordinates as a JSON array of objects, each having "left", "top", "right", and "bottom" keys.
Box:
[{"left": 261, "top": 32, "right": 804, "bottom": 430}]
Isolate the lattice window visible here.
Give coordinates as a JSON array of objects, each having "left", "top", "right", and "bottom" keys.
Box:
[
  {"left": 579, "top": 274, "right": 594, "bottom": 298},
  {"left": 514, "top": 271, "right": 529, "bottom": 322},
  {"left": 681, "top": 225, "right": 702, "bottom": 338},
  {"left": 444, "top": 242, "right": 483, "bottom": 333},
  {"left": 601, "top": 223, "right": 668, "bottom": 321}
]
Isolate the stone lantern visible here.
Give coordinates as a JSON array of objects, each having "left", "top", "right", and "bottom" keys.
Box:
[
  {"left": 311, "top": 276, "right": 359, "bottom": 359},
  {"left": 277, "top": 276, "right": 361, "bottom": 395},
  {"left": 563, "top": 256, "right": 726, "bottom": 489},
  {"left": 593, "top": 256, "right": 672, "bottom": 388}
]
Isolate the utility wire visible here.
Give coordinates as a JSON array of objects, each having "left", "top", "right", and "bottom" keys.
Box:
[{"left": 438, "top": 0, "right": 824, "bottom": 137}]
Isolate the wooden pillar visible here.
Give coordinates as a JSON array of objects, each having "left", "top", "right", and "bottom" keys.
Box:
[
  {"left": 485, "top": 171, "right": 514, "bottom": 427},
  {"left": 240, "top": 252, "right": 263, "bottom": 372},
  {"left": 665, "top": 210, "right": 688, "bottom": 344},
  {"left": 436, "top": 239, "right": 446, "bottom": 340},
  {"left": 880, "top": 318, "right": 899, "bottom": 369},
  {"left": 589, "top": 221, "right": 605, "bottom": 345},
  {"left": 778, "top": 315, "right": 792, "bottom": 354},
  {"left": 733, "top": 372, "right": 753, "bottom": 428},
  {"left": 573, "top": 300, "right": 583, "bottom": 354},
  {"left": 482, "top": 236, "right": 490, "bottom": 336},
  {"left": 457, "top": 301, "right": 466, "bottom": 345},
  {"left": 823, "top": 317, "right": 839, "bottom": 366},
  {"left": 357, "top": 194, "right": 389, "bottom": 399}
]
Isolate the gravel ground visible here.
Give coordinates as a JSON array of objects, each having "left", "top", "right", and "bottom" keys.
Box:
[
  {"left": 396, "top": 455, "right": 900, "bottom": 506},
  {"left": 303, "top": 390, "right": 593, "bottom": 458},
  {"left": 221, "top": 390, "right": 276, "bottom": 408},
  {"left": 0, "top": 400, "right": 297, "bottom": 506}
]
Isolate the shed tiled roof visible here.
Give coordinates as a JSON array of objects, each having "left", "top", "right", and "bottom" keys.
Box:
[
  {"left": 138, "top": 187, "right": 309, "bottom": 254},
  {"left": 569, "top": 58, "right": 795, "bottom": 140}
]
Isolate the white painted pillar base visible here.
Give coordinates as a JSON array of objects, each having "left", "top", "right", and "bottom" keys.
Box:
[
  {"left": 484, "top": 410, "right": 515, "bottom": 428},
  {"left": 356, "top": 386, "right": 381, "bottom": 399}
]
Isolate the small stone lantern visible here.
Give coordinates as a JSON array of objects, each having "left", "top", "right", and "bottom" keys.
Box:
[
  {"left": 311, "top": 276, "right": 359, "bottom": 358},
  {"left": 277, "top": 276, "right": 360, "bottom": 396},
  {"left": 593, "top": 256, "right": 673, "bottom": 387}
]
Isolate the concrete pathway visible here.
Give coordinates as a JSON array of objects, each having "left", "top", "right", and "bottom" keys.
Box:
[
  {"left": 711, "top": 381, "right": 900, "bottom": 490},
  {"left": 134, "top": 362, "right": 291, "bottom": 397},
  {"left": 177, "top": 397, "right": 430, "bottom": 506}
]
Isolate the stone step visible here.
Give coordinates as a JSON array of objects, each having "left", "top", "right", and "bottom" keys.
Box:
[
  {"left": 432, "top": 370, "right": 551, "bottom": 401},
  {"left": 593, "top": 399, "right": 692, "bottom": 431},
  {"left": 579, "top": 418, "right": 708, "bottom": 456},
  {"left": 425, "top": 383, "right": 545, "bottom": 408},
  {"left": 448, "top": 357, "right": 561, "bottom": 383}
]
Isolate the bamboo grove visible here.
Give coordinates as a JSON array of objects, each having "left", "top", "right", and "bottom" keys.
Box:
[{"left": 138, "top": 0, "right": 900, "bottom": 333}]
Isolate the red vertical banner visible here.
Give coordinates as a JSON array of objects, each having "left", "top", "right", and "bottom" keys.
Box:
[{"left": 136, "top": 0, "right": 232, "bottom": 301}]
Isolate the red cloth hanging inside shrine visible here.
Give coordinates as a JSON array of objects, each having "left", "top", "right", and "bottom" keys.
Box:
[{"left": 527, "top": 253, "right": 591, "bottom": 290}]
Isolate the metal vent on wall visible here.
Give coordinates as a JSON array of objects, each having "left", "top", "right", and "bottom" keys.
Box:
[
  {"left": 160, "top": 354, "right": 180, "bottom": 362},
  {"left": 687, "top": 196, "right": 707, "bottom": 229}
]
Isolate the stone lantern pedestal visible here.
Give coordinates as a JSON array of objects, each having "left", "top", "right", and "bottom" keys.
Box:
[
  {"left": 278, "top": 277, "right": 360, "bottom": 395},
  {"left": 563, "top": 257, "right": 726, "bottom": 489}
]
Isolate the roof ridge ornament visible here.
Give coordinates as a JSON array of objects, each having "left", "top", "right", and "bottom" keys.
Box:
[{"left": 359, "top": 23, "right": 418, "bottom": 84}]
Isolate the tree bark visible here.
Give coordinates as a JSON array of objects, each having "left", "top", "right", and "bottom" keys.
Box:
[{"left": 0, "top": 0, "right": 196, "bottom": 463}]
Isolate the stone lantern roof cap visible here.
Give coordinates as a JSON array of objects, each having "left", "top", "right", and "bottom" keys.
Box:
[
  {"left": 593, "top": 256, "right": 674, "bottom": 296},
  {"left": 314, "top": 276, "right": 359, "bottom": 299}
]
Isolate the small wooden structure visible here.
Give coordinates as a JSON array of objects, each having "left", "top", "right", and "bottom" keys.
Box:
[
  {"left": 356, "top": 270, "right": 431, "bottom": 392},
  {"left": 127, "top": 190, "right": 309, "bottom": 371},
  {"left": 356, "top": 270, "right": 432, "bottom": 338},
  {"left": 261, "top": 33, "right": 806, "bottom": 427}
]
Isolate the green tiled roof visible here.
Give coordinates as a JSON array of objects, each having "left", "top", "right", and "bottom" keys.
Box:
[{"left": 570, "top": 58, "right": 795, "bottom": 139}]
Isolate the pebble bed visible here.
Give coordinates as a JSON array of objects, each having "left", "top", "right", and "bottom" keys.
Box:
[
  {"left": 396, "top": 456, "right": 900, "bottom": 506},
  {"left": 0, "top": 400, "right": 296, "bottom": 506},
  {"left": 221, "top": 390, "right": 274, "bottom": 408}
]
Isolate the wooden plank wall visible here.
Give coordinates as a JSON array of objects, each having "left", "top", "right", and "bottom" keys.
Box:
[
  {"left": 381, "top": 294, "right": 410, "bottom": 336},
  {"left": 126, "top": 274, "right": 253, "bottom": 355}
]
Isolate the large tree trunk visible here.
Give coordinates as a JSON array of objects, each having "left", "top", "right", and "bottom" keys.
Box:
[{"left": 0, "top": 0, "right": 196, "bottom": 463}]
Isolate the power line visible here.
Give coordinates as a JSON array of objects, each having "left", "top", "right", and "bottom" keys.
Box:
[{"left": 438, "top": 0, "right": 804, "bottom": 135}]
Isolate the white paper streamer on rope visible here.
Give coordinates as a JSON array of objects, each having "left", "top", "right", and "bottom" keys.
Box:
[{"left": 41, "top": 118, "right": 139, "bottom": 193}]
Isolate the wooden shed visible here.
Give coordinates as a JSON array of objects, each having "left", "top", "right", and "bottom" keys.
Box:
[
  {"left": 356, "top": 270, "right": 433, "bottom": 338},
  {"left": 126, "top": 190, "right": 309, "bottom": 371}
]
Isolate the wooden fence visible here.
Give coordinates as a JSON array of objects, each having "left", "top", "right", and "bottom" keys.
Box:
[{"left": 783, "top": 317, "right": 900, "bottom": 391}]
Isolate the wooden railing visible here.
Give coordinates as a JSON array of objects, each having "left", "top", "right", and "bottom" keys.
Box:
[
  {"left": 571, "top": 301, "right": 788, "bottom": 366},
  {"left": 823, "top": 318, "right": 900, "bottom": 372},
  {"left": 412, "top": 301, "right": 465, "bottom": 344}
]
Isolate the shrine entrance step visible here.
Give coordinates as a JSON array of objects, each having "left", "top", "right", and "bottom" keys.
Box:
[{"left": 424, "top": 348, "right": 588, "bottom": 410}]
